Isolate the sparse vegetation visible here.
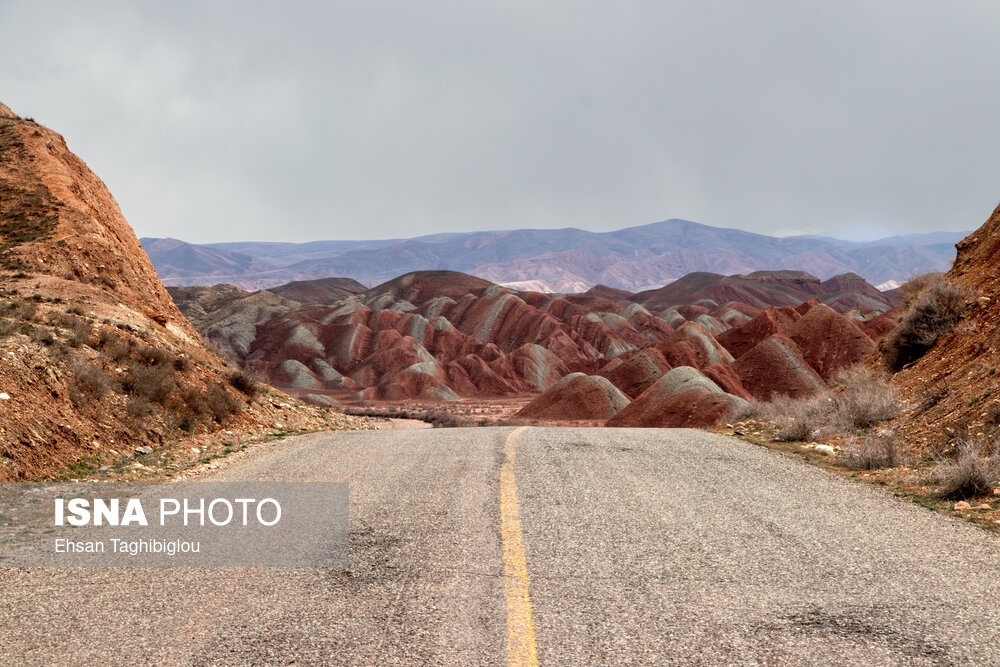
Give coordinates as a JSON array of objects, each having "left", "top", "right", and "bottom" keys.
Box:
[
  {"left": 205, "top": 384, "right": 242, "bottom": 421},
  {"left": 122, "top": 362, "right": 176, "bottom": 405},
  {"left": 124, "top": 396, "right": 158, "bottom": 423},
  {"left": 97, "top": 329, "right": 133, "bottom": 360},
  {"left": 54, "top": 313, "right": 93, "bottom": 346},
  {"left": 0, "top": 299, "right": 37, "bottom": 321},
  {"left": 828, "top": 365, "right": 900, "bottom": 429},
  {"left": 842, "top": 433, "right": 901, "bottom": 470},
  {"left": 69, "top": 359, "right": 112, "bottom": 406},
  {"left": 135, "top": 343, "right": 173, "bottom": 367},
  {"left": 884, "top": 273, "right": 966, "bottom": 371},
  {"left": 935, "top": 439, "right": 1000, "bottom": 499},
  {"left": 228, "top": 370, "right": 261, "bottom": 398},
  {"left": 752, "top": 365, "right": 899, "bottom": 442}
]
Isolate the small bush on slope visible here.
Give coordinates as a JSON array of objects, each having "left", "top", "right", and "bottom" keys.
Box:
[
  {"left": 935, "top": 439, "right": 1000, "bottom": 499},
  {"left": 884, "top": 274, "right": 966, "bottom": 372},
  {"left": 829, "top": 365, "right": 900, "bottom": 430},
  {"left": 842, "top": 434, "right": 902, "bottom": 470},
  {"left": 744, "top": 365, "right": 899, "bottom": 442}
]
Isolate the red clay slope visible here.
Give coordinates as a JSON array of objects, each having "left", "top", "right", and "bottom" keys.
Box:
[
  {"left": 606, "top": 366, "right": 749, "bottom": 428},
  {"left": 883, "top": 202, "right": 1000, "bottom": 451},
  {"left": 516, "top": 373, "right": 631, "bottom": 420}
]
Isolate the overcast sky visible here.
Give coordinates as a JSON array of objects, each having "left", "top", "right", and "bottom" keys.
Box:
[{"left": 2, "top": 1, "right": 997, "bottom": 243}]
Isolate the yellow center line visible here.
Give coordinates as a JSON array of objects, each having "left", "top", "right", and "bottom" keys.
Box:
[{"left": 500, "top": 425, "right": 539, "bottom": 667}]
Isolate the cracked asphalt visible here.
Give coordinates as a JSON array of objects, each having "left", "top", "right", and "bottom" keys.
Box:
[{"left": 1, "top": 426, "right": 999, "bottom": 665}]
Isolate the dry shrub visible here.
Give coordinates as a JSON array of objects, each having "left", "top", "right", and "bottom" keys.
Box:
[
  {"left": 97, "top": 330, "right": 133, "bottom": 361},
  {"left": 898, "top": 272, "right": 945, "bottom": 308},
  {"left": 30, "top": 326, "right": 55, "bottom": 346},
  {"left": 0, "top": 300, "right": 37, "bottom": 321},
  {"left": 55, "top": 313, "right": 93, "bottom": 347},
  {"left": 884, "top": 274, "right": 966, "bottom": 371},
  {"left": 206, "top": 384, "right": 242, "bottom": 422},
  {"left": 135, "top": 344, "right": 173, "bottom": 367},
  {"left": 842, "top": 434, "right": 901, "bottom": 470},
  {"left": 125, "top": 396, "right": 158, "bottom": 423},
  {"left": 829, "top": 366, "right": 899, "bottom": 429},
  {"left": 228, "top": 371, "right": 260, "bottom": 398},
  {"left": 0, "top": 318, "right": 17, "bottom": 336},
  {"left": 756, "top": 365, "right": 899, "bottom": 442},
  {"left": 769, "top": 394, "right": 831, "bottom": 442},
  {"left": 176, "top": 384, "right": 242, "bottom": 431},
  {"left": 69, "top": 359, "right": 112, "bottom": 406},
  {"left": 122, "top": 363, "right": 176, "bottom": 405},
  {"left": 935, "top": 439, "right": 1000, "bottom": 499}
]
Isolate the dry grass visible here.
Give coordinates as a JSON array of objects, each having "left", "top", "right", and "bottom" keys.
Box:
[
  {"left": 884, "top": 274, "right": 966, "bottom": 371},
  {"left": 124, "top": 396, "right": 158, "bottom": 423},
  {"left": 228, "top": 371, "right": 261, "bottom": 398},
  {"left": 828, "top": 366, "right": 900, "bottom": 429},
  {"left": 122, "top": 363, "right": 176, "bottom": 405},
  {"left": 205, "top": 384, "right": 242, "bottom": 421},
  {"left": 842, "top": 433, "right": 902, "bottom": 470},
  {"left": 97, "top": 329, "right": 133, "bottom": 361},
  {"left": 54, "top": 313, "right": 93, "bottom": 347},
  {"left": 753, "top": 365, "right": 899, "bottom": 442},
  {"left": 0, "top": 299, "right": 37, "bottom": 321},
  {"left": 135, "top": 343, "right": 174, "bottom": 367},
  {"left": 935, "top": 439, "right": 1000, "bottom": 499},
  {"left": 69, "top": 359, "right": 112, "bottom": 407}
]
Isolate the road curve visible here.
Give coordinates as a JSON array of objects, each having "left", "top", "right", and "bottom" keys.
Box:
[{"left": 1, "top": 426, "right": 999, "bottom": 665}]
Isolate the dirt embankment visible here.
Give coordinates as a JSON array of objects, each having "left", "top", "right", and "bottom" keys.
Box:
[
  {"left": 882, "top": 202, "right": 1000, "bottom": 452},
  {"left": 0, "top": 103, "right": 365, "bottom": 481}
]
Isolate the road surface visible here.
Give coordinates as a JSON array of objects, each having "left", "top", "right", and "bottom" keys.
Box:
[{"left": 2, "top": 426, "right": 999, "bottom": 665}]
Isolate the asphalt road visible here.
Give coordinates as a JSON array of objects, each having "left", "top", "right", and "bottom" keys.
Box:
[{"left": 2, "top": 426, "right": 1000, "bottom": 665}]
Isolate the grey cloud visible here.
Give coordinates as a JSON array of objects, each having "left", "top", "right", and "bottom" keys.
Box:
[{"left": 1, "top": 1, "right": 997, "bottom": 243}]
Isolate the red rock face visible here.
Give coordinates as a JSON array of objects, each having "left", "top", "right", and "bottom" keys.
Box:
[
  {"left": 180, "top": 265, "right": 889, "bottom": 422},
  {"left": 664, "top": 322, "right": 735, "bottom": 368},
  {"left": 786, "top": 304, "right": 876, "bottom": 380},
  {"left": 634, "top": 270, "right": 898, "bottom": 313},
  {"left": 733, "top": 333, "right": 826, "bottom": 401},
  {"left": 599, "top": 349, "right": 673, "bottom": 398},
  {"left": 858, "top": 308, "right": 902, "bottom": 342},
  {"left": 716, "top": 308, "right": 788, "bottom": 359},
  {"left": 516, "top": 373, "right": 631, "bottom": 420},
  {"left": 702, "top": 363, "right": 753, "bottom": 401},
  {"left": 606, "top": 366, "right": 749, "bottom": 428},
  {"left": 247, "top": 271, "right": 683, "bottom": 402}
]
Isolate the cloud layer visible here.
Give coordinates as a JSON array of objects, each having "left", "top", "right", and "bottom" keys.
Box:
[{"left": 2, "top": 1, "right": 997, "bottom": 242}]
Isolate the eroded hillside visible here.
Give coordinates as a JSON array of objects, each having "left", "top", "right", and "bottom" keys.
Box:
[
  {"left": 172, "top": 267, "right": 894, "bottom": 427},
  {"left": 884, "top": 202, "right": 1000, "bottom": 452},
  {"left": 0, "top": 103, "right": 364, "bottom": 480}
]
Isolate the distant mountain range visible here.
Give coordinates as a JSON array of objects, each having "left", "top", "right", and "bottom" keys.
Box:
[{"left": 141, "top": 220, "right": 965, "bottom": 293}]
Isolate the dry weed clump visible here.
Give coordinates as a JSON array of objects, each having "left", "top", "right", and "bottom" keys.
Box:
[
  {"left": 828, "top": 366, "right": 899, "bottom": 430},
  {"left": 756, "top": 365, "right": 899, "bottom": 442},
  {"left": 228, "top": 371, "right": 261, "bottom": 398},
  {"left": 884, "top": 273, "right": 966, "bottom": 371},
  {"left": 934, "top": 439, "right": 1000, "bottom": 499},
  {"left": 122, "top": 363, "right": 176, "bottom": 405},
  {"left": 69, "top": 359, "right": 112, "bottom": 406},
  {"left": 96, "top": 329, "right": 133, "bottom": 361},
  {"left": 0, "top": 299, "right": 38, "bottom": 321},
  {"left": 842, "top": 434, "right": 902, "bottom": 470},
  {"left": 124, "top": 396, "right": 158, "bottom": 423}
]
